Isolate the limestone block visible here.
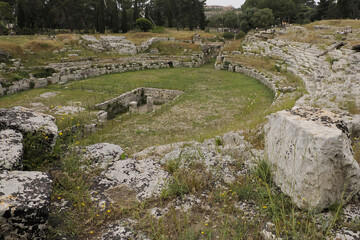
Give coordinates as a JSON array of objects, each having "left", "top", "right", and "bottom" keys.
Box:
[
  {"left": 97, "top": 110, "right": 108, "bottom": 123},
  {"left": 265, "top": 107, "right": 360, "bottom": 211},
  {"left": 0, "top": 171, "right": 52, "bottom": 239},
  {"left": 34, "top": 78, "right": 48, "bottom": 89},
  {"left": 82, "top": 143, "right": 125, "bottom": 169},
  {"left": 0, "top": 107, "right": 58, "bottom": 148},
  {"left": 129, "top": 101, "right": 138, "bottom": 114},
  {"left": 147, "top": 97, "right": 154, "bottom": 112},
  {"left": 105, "top": 157, "right": 168, "bottom": 200},
  {"left": 0, "top": 130, "right": 23, "bottom": 171}
]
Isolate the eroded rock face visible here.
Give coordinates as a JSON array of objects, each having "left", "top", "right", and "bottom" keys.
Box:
[
  {"left": 82, "top": 143, "right": 125, "bottom": 169},
  {"left": 100, "top": 221, "right": 150, "bottom": 240},
  {"left": 0, "top": 130, "right": 23, "bottom": 171},
  {"left": 80, "top": 35, "right": 137, "bottom": 55},
  {"left": 105, "top": 158, "right": 168, "bottom": 200},
  {"left": 0, "top": 107, "right": 58, "bottom": 147},
  {"left": 265, "top": 107, "right": 360, "bottom": 211},
  {"left": 0, "top": 171, "right": 52, "bottom": 239}
]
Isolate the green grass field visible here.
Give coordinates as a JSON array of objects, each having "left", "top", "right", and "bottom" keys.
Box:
[{"left": 0, "top": 64, "right": 275, "bottom": 154}]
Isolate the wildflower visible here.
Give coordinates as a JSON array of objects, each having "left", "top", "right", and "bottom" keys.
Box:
[
  {"left": 90, "top": 231, "right": 93, "bottom": 234},
  {"left": 51, "top": 106, "right": 54, "bottom": 108},
  {"left": 107, "top": 210, "right": 111, "bottom": 213},
  {"left": 57, "top": 197, "right": 61, "bottom": 200},
  {"left": 74, "top": 204, "right": 77, "bottom": 206},
  {"left": 205, "top": 223, "right": 208, "bottom": 226},
  {"left": 58, "top": 106, "right": 61, "bottom": 108},
  {"left": 201, "top": 232, "right": 204, "bottom": 234},
  {"left": 76, "top": 123, "right": 80, "bottom": 127},
  {"left": 45, "top": 136, "right": 48, "bottom": 139},
  {"left": 83, "top": 149, "right": 86, "bottom": 152},
  {"left": 59, "top": 132, "right": 63, "bottom": 136},
  {"left": 76, "top": 141, "right": 80, "bottom": 144},
  {"left": 263, "top": 206, "right": 267, "bottom": 209},
  {"left": 97, "top": 214, "right": 100, "bottom": 217},
  {"left": 82, "top": 203, "right": 85, "bottom": 206}
]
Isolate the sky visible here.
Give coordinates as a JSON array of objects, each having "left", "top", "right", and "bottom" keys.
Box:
[{"left": 205, "top": 0, "right": 245, "bottom": 8}]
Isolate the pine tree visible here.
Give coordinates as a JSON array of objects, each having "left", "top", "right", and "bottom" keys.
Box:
[
  {"left": 97, "top": 0, "right": 105, "bottom": 33},
  {"left": 17, "top": 0, "right": 25, "bottom": 28}
]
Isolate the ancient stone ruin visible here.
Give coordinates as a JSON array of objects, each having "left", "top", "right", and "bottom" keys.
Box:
[{"left": 95, "top": 87, "right": 183, "bottom": 119}]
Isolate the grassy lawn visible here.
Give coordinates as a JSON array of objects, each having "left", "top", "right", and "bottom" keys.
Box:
[{"left": 0, "top": 64, "right": 274, "bottom": 154}]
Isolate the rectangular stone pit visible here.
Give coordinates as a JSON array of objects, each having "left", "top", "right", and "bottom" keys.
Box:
[{"left": 95, "top": 87, "right": 183, "bottom": 119}]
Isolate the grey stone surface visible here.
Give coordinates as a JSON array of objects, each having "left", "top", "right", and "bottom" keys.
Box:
[
  {"left": 100, "top": 221, "right": 149, "bottom": 240},
  {"left": 0, "top": 130, "right": 23, "bottom": 171},
  {"left": 0, "top": 107, "right": 58, "bottom": 148},
  {"left": 265, "top": 107, "right": 360, "bottom": 211},
  {"left": 0, "top": 171, "right": 52, "bottom": 239},
  {"left": 82, "top": 143, "right": 125, "bottom": 169}
]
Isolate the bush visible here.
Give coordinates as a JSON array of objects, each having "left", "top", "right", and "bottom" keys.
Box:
[
  {"left": 151, "top": 26, "right": 166, "bottom": 33},
  {"left": 236, "top": 30, "right": 246, "bottom": 39},
  {"left": 0, "top": 22, "right": 9, "bottom": 35},
  {"left": 17, "top": 27, "right": 35, "bottom": 35},
  {"left": 223, "top": 31, "right": 234, "bottom": 40},
  {"left": 136, "top": 18, "right": 153, "bottom": 32},
  {"left": 31, "top": 68, "right": 55, "bottom": 78}
]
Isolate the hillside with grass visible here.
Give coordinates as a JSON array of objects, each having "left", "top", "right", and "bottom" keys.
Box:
[{"left": 0, "top": 19, "right": 360, "bottom": 240}]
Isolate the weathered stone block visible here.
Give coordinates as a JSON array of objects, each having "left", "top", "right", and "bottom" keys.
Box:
[
  {"left": 0, "top": 130, "right": 23, "bottom": 171},
  {"left": 265, "top": 107, "right": 360, "bottom": 211},
  {"left": 0, "top": 107, "right": 58, "bottom": 148},
  {"left": 82, "top": 143, "right": 125, "bottom": 169},
  {"left": 0, "top": 171, "right": 52, "bottom": 239}
]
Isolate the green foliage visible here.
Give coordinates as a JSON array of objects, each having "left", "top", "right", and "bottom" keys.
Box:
[
  {"left": 255, "top": 160, "right": 272, "bottom": 185},
  {"left": 136, "top": 17, "right": 153, "bottom": 32},
  {"left": 2, "top": 70, "right": 30, "bottom": 83},
  {"left": 236, "top": 30, "right": 246, "bottom": 39},
  {"left": 215, "top": 137, "right": 223, "bottom": 146},
  {"left": 0, "top": 21, "right": 9, "bottom": 35},
  {"left": 97, "top": 0, "right": 105, "bottom": 33},
  {"left": 151, "top": 25, "right": 165, "bottom": 33},
  {"left": 223, "top": 31, "right": 235, "bottom": 40},
  {"left": 22, "top": 130, "right": 60, "bottom": 170},
  {"left": 31, "top": 67, "right": 55, "bottom": 78}
]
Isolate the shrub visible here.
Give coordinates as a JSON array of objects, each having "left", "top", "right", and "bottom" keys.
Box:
[
  {"left": 223, "top": 31, "right": 234, "bottom": 40},
  {"left": 151, "top": 26, "right": 166, "bottom": 33},
  {"left": 32, "top": 68, "right": 55, "bottom": 78},
  {"left": 17, "top": 27, "right": 35, "bottom": 35},
  {"left": 236, "top": 30, "right": 246, "bottom": 39},
  {"left": 0, "top": 22, "right": 9, "bottom": 35},
  {"left": 136, "top": 18, "right": 153, "bottom": 32}
]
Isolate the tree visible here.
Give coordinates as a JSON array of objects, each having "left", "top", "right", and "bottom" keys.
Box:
[
  {"left": 224, "top": 11, "right": 239, "bottom": 28},
  {"left": 251, "top": 8, "right": 274, "bottom": 28},
  {"left": 17, "top": 1, "right": 25, "bottom": 28},
  {"left": 121, "top": 0, "right": 132, "bottom": 33},
  {"left": 97, "top": 0, "right": 105, "bottom": 33},
  {"left": 136, "top": 17, "right": 153, "bottom": 31},
  {"left": 112, "top": 1, "right": 120, "bottom": 33}
]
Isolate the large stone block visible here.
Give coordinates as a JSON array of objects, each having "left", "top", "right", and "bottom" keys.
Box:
[
  {"left": 0, "top": 107, "right": 58, "bottom": 147},
  {"left": 0, "top": 171, "right": 52, "bottom": 239},
  {"left": 265, "top": 107, "right": 360, "bottom": 211},
  {"left": 0, "top": 130, "right": 23, "bottom": 171}
]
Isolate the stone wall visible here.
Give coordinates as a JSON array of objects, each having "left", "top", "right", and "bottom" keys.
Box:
[
  {"left": 0, "top": 56, "right": 203, "bottom": 97},
  {"left": 214, "top": 54, "right": 280, "bottom": 99},
  {"left": 95, "top": 87, "right": 183, "bottom": 119}
]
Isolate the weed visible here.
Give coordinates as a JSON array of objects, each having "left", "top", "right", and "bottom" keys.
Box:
[
  {"left": 22, "top": 130, "right": 61, "bottom": 170},
  {"left": 215, "top": 137, "right": 223, "bottom": 146}
]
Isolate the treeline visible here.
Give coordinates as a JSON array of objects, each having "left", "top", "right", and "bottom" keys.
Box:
[
  {"left": 208, "top": 0, "right": 360, "bottom": 32},
  {"left": 0, "top": 0, "right": 206, "bottom": 34}
]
